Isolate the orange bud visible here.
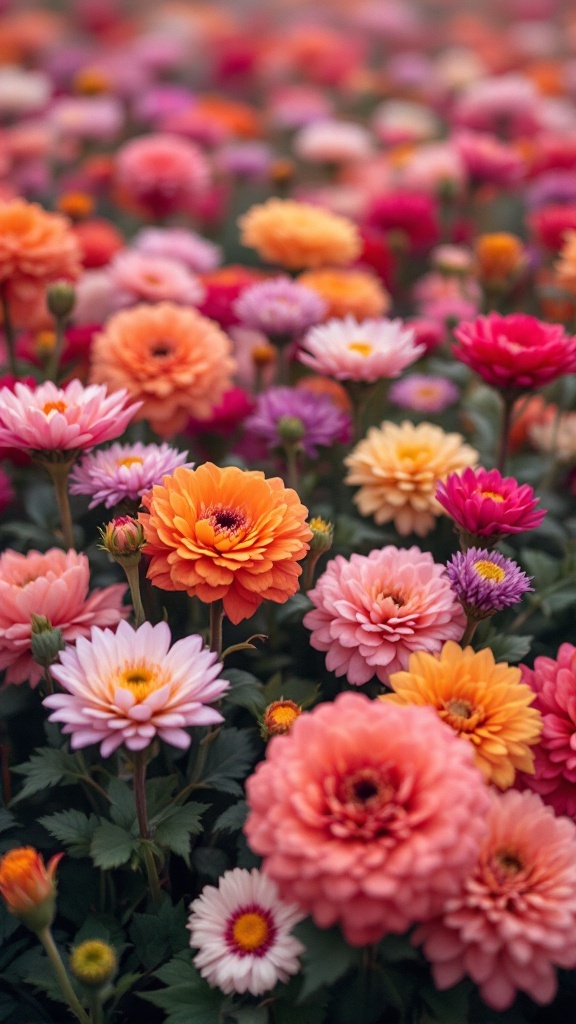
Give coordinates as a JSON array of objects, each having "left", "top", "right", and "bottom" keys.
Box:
[
  {"left": 0, "top": 847, "right": 62, "bottom": 932},
  {"left": 262, "top": 699, "right": 302, "bottom": 738}
]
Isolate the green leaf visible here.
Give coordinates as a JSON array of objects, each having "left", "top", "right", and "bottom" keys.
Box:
[
  {"left": 38, "top": 809, "right": 100, "bottom": 858},
  {"left": 262, "top": 673, "right": 320, "bottom": 709},
  {"left": 146, "top": 775, "right": 178, "bottom": 818},
  {"left": 479, "top": 630, "right": 533, "bottom": 664},
  {"left": 295, "top": 920, "right": 358, "bottom": 1001},
  {"left": 141, "top": 952, "right": 223, "bottom": 1024},
  {"left": 0, "top": 809, "right": 16, "bottom": 834},
  {"left": 191, "top": 846, "right": 230, "bottom": 881},
  {"left": 107, "top": 777, "right": 137, "bottom": 831},
  {"left": 11, "top": 747, "right": 81, "bottom": 803},
  {"left": 200, "top": 728, "right": 257, "bottom": 796},
  {"left": 275, "top": 1004, "right": 327, "bottom": 1024},
  {"left": 275, "top": 592, "right": 314, "bottom": 626},
  {"left": 222, "top": 668, "right": 267, "bottom": 717},
  {"left": 130, "top": 897, "right": 188, "bottom": 969},
  {"left": 213, "top": 799, "right": 248, "bottom": 834},
  {"left": 541, "top": 586, "right": 576, "bottom": 617},
  {"left": 420, "top": 979, "right": 472, "bottom": 1023},
  {"left": 520, "top": 548, "right": 561, "bottom": 586},
  {"left": 90, "top": 821, "right": 139, "bottom": 869},
  {"left": 228, "top": 1009, "right": 268, "bottom": 1024},
  {"left": 151, "top": 802, "right": 207, "bottom": 861}
]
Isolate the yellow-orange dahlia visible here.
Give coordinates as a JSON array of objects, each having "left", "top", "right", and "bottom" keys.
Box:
[
  {"left": 344, "top": 420, "right": 478, "bottom": 537},
  {"left": 382, "top": 641, "right": 542, "bottom": 789},
  {"left": 239, "top": 198, "right": 361, "bottom": 270},
  {"left": 139, "top": 464, "right": 313, "bottom": 624},
  {"left": 298, "top": 267, "right": 390, "bottom": 320},
  {"left": 90, "top": 302, "right": 236, "bottom": 437}
]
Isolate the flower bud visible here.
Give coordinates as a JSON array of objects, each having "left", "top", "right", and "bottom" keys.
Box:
[
  {"left": 261, "top": 699, "right": 302, "bottom": 739},
  {"left": 475, "top": 233, "right": 526, "bottom": 291},
  {"left": 47, "top": 280, "right": 76, "bottom": 319},
  {"left": 0, "top": 847, "right": 62, "bottom": 933},
  {"left": 251, "top": 342, "right": 276, "bottom": 367},
  {"left": 70, "top": 939, "right": 117, "bottom": 989},
  {"left": 30, "top": 615, "right": 65, "bottom": 668},
  {"left": 99, "top": 516, "right": 144, "bottom": 563},
  {"left": 277, "top": 416, "right": 306, "bottom": 445},
  {"left": 309, "top": 516, "right": 334, "bottom": 555}
]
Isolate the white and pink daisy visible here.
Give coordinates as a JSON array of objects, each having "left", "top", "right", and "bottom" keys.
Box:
[
  {"left": 69, "top": 442, "right": 193, "bottom": 509},
  {"left": 44, "top": 620, "right": 229, "bottom": 757},
  {"left": 0, "top": 379, "right": 141, "bottom": 453},
  {"left": 298, "top": 315, "right": 424, "bottom": 383},
  {"left": 188, "top": 868, "right": 305, "bottom": 996}
]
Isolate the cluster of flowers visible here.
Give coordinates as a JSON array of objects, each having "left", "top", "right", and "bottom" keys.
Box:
[{"left": 1, "top": 1, "right": 576, "bottom": 1023}]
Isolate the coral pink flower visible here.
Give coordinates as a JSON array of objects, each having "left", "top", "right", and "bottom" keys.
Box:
[
  {"left": 518, "top": 644, "right": 576, "bottom": 817},
  {"left": 0, "top": 379, "right": 140, "bottom": 453},
  {"left": 0, "top": 548, "right": 128, "bottom": 687},
  {"left": 303, "top": 546, "right": 465, "bottom": 685},
  {"left": 453, "top": 314, "right": 576, "bottom": 393},
  {"left": 245, "top": 693, "right": 490, "bottom": 946},
  {"left": 45, "top": 620, "right": 228, "bottom": 757},
  {"left": 115, "top": 133, "right": 210, "bottom": 218},
  {"left": 436, "top": 467, "right": 546, "bottom": 541},
  {"left": 415, "top": 790, "right": 576, "bottom": 1010}
]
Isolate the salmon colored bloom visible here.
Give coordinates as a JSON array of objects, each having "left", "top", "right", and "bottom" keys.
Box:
[
  {"left": 415, "top": 790, "right": 576, "bottom": 1010},
  {"left": 239, "top": 199, "right": 361, "bottom": 270},
  {"left": 245, "top": 693, "right": 490, "bottom": 946},
  {"left": 0, "top": 847, "right": 62, "bottom": 932},
  {"left": 435, "top": 467, "right": 546, "bottom": 542},
  {"left": 297, "top": 268, "right": 390, "bottom": 321},
  {"left": 90, "top": 303, "right": 236, "bottom": 438},
  {"left": 0, "top": 198, "right": 81, "bottom": 327},
  {"left": 453, "top": 314, "right": 576, "bottom": 392},
  {"left": 139, "top": 464, "right": 312, "bottom": 624},
  {"left": 383, "top": 642, "right": 542, "bottom": 789},
  {"left": 345, "top": 421, "right": 478, "bottom": 537}
]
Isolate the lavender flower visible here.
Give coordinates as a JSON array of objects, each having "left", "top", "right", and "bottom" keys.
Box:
[
  {"left": 233, "top": 277, "right": 327, "bottom": 338},
  {"left": 389, "top": 373, "right": 459, "bottom": 413},
  {"left": 244, "top": 386, "right": 350, "bottom": 458},
  {"left": 69, "top": 442, "right": 193, "bottom": 509},
  {"left": 445, "top": 547, "right": 533, "bottom": 619}
]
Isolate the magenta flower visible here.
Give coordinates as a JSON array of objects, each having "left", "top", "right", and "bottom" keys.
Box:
[{"left": 436, "top": 467, "right": 546, "bottom": 541}]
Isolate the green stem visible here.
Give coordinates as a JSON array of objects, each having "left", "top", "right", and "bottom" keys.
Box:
[
  {"left": 284, "top": 441, "right": 300, "bottom": 492},
  {"left": 301, "top": 552, "right": 320, "bottom": 594},
  {"left": 132, "top": 751, "right": 162, "bottom": 906},
  {"left": 45, "top": 462, "right": 75, "bottom": 550},
  {"left": 123, "top": 561, "right": 146, "bottom": 628},
  {"left": 37, "top": 927, "right": 90, "bottom": 1024},
  {"left": 1, "top": 284, "right": 17, "bottom": 376},
  {"left": 497, "top": 392, "right": 515, "bottom": 475},
  {"left": 87, "top": 992, "right": 103, "bottom": 1024},
  {"left": 46, "top": 316, "right": 66, "bottom": 382},
  {"left": 461, "top": 616, "right": 479, "bottom": 647},
  {"left": 209, "top": 599, "right": 224, "bottom": 659}
]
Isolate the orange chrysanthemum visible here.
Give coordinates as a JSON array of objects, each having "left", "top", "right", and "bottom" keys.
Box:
[
  {"left": 298, "top": 267, "right": 390, "bottom": 320},
  {"left": 382, "top": 641, "right": 542, "bottom": 789},
  {"left": 474, "top": 232, "right": 526, "bottom": 288},
  {"left": 90, "top": 303, "right": 236, "bottom": 438},
  {"left": 239, "top": 199, "right": 361, "bottom": 270},
  {"left": 139, "top": 464, "right": 313, "bottom": 624}
]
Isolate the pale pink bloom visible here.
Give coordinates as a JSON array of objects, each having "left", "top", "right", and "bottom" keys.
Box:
[
  {"left": 453, "top": 130, "right": 526, "bottom": 187},
  {"left": 0, "top": 379, "right": 140, "bottom": 452},
  {"left": 415, "top": 790, "right": 576, "bottom": 1010},
  {"left": 72, "top": 269, "right": 118, "bottom": 325},
  {"left": 414, "top": 272, "right": 480, "bottom": 322},
  {"left": 0, "top": 67, "right": 51, "bottom": 117},
  {"left": 400, "top": 143, "right": 467, "bottom": 196},
  {"left": 294, "top": 120, "right": 373, "bottom": 164},
  {"left": 434, "top": 47, "right": 487, "bottom": 92},
  {"left": 0, "top": 548, "right": 128, "bottom": 687},
  {"left": 107, "top": 250, "right": 205, "bottom": 308},
  {"left": 69, "top": 441, "right": 193, "bottom": 508},
  {"left": 371, "top": 100, "right": 440, "bottom": 145},
  {"left": 45, "top": 619, "right": 228, "bottom": 757},
  {"left": 268, "top": 85, "right": 334, "bottom": 130},
  {"left": 132, "top": 227, "right": 221, "bottom": 273},
  {"left": 304, "top": 546, "right": 465, "bottom": 685},
  {"left": 245, "top": 692, "right": 490, "bottom": 946},
  {"left": 49, "top": 96, "right": 124, "bottom": 143},
  {"left": 188, "top": 868, "right": 305, "bottom": 996},
  {"left": 298, "top": 315, "right": 424, "bottom": 383},
  {"left": 454, "top": 74, "right": 542, "bottom": 138},
  {"left": 115, "top": 133, "right": 210, "bottom": 218}
]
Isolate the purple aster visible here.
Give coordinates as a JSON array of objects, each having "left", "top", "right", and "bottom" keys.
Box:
[
  {"left": 388, "top": 374, "right": 459, "bottom": 413},
  {"left": 445, "top": 547, "right": 533, "bottom": 619},
  {"left": 69, "top": 442, "right": 193, "bottom": 509},
  {"left": 244, "top": 386, "right": 350, "bottom": 458},
  {"left": 232, "top": 277, "right": 327, "bottom": 338}
]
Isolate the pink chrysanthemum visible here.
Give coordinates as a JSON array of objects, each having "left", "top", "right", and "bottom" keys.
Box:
[
  {"left": 245, "top": 693, "right": 490, "bottom": 946},
  {"left": 188, "top": 868, "right": 305, "bottom": 996},
  {"left": 518, "top": 643, "right": 576, "bottom": 817},
  {"left": 415, "top": 790, "right": 576, "bottom": 1010},
  {"left": 69, "top": 442, "right": 193, "bottom": 509},
  {"left": 45, "top": 620, "right": 228, "bottom": 757},
  {"left": 436, "top": 467, "right": 546, "bottom": 542},
  {"left": 0, "top": 548, "right": 128, "bottom": 687},
  {"left": 0, "top": 380, "right": 140, "bottom": 454},
  {"left": 303, "top": 546, "right": 465, "bottom": 685},
  {"left": 115, "top": 133, "right": 210, "bottom": 219},
  {"left": 298, "top": 315, "right": 424, "bottom": 383}
]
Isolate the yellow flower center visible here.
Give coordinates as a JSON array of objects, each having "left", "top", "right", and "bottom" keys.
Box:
[
  {"left": 479, "top": 490, "right": 504, "bottom": 502},
  {"left": 309, "top": 516, "right": 331, "bottom": 534},
  {"left": 116, "top": 456, "right": 144, "bottom": 468},
  {"left": 348, "top": 341, "right": 373, "bottom": 357},
  {"left": 42, "top": 400, "right": 67, "bottom": 415},
  {"left": 119, "top": 665, "right": 161, "bottom": 701},
  {"left": 232, "top": 912, "right": 269, "bottom": 953},
  {"left": 474, "top": 560, "right": 506, "bottom": 582},
  {"left": 397, "top": 443, "right": 430, "bottom": 461}
]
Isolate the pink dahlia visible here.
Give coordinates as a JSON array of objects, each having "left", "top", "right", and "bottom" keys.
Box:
[
  {"left": 518, "top": 644, "right": 576, "bottom": 817},
  {"left": 303, "top": 546, "right": 465, "bottom": 685},
  {"left": 115, "top": 133, "right": 210, "bottom": 219},
  {"left": 45, "top": 620, "right": 229, "bottom": 757},
  {"left": 436, "top": 467, "right": 546, "bottom": 542},
  {"left": 453, "top": 313, "right": 576, "bottom": 393},
  {"left": 415, "top": 789, "right": 576, "bottom": 1010},
  {"left": 0, "top": 379, "right": 140, "bottom": 454},
  {"left": 245, "top": 693, "right": 490, "bottom": 946},
  {"left": 0, "top": 548, "right": 128, "bottom": 687}
]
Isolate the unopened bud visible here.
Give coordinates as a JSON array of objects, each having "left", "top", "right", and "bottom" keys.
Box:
[
  {"left": 99, "top": 516, "right": 144, "bottom": 562},
  {"left": 251, "top": 343, "right": 276, "bottom": 367},
  {"left": 261, "top": 699, "right": 302, "bottom": 739},
  {"left": 30, "top": 615, "right": 65, "bottom": 668},
  {"left": 277, "top": 416, "right": 306, "bottom": 445},
  {"left": 70, "top": 939, "right": 117, "bottom": 989},
  {"left": 47, "top": 280, "right": 76, "bottom": 319},
  {"left": 309, "top": 517, "right": 334, "bottom": 555},
  {"left": 0, "top": 847, "right": 62, "bottom": 933}
]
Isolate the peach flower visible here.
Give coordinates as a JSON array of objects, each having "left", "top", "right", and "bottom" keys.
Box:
[
  {"left": 239, "top": 199, "right": 361, "bottom": 270},
  {"left": 139, "top": 463, "right": 312, "bottom": 624},
  {"left": 297, "top": 268, "right": 390, "bottom": 321},
  {"left": 90, "top": 303, "right": 236, "bottom": 437}
]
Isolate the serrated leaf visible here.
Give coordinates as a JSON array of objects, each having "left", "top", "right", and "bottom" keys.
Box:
[
  {"left": 263, "top": 674, "right": 320, "bottom": 709},
  {"left": 38, "top": 809, "right": 100, "bottom": 858},
  {"left": 0, "top": 809, "right": 16, "bottom": 834},
  {"left": 146, "top": 775, "right": 178, "bottom": 818},
  {"left": 481, "top": 631, "right": 533, "bottom": 664},
  {"left": 107, "top": 777, "right": 137, "bottom": 831},
  {"left": 200, "top": 728, "right": 257, "bottom": 796},
  {"left": 295, "top": 920, "right": 358, "bottom": 1001},
  {"left": 11, "top": 747, "right": 81, "bottom": 803},
  {"left": 90, "top": 821, "right": 139, "bottom": 869},
  {"left": 141, "top": 952, "right": 223, "bottom": 1024},
  {"left": 151, "top": 802, "right": 207, "bottom": 860},
  {"left": 191, "top": 846, "right": 230, "bottom": 881},
  {"left": 130, "top": 898, "right": 189, "bottom": 969},
  {"left": 213, "top": 799, "right": 248, "bottom": 834},
  {"left": 222, "top": 668, "right": 267, "bottom": 717}
]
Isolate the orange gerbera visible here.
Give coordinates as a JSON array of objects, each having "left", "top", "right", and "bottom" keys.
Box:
[
  {"left": 381, "top": 641, "right": 542, "bottom": 789},
  {"left": 139, "top": 464, "right": 313, "bottom": 624},
  {"left": 90, "top": 303, "right": 236, "bottom": 437},
  {"left": 298, "top": 268, "right": 390, "bottom": 320},
  {"left": 239, "top": 199, "right": 361, "bottom": 270}
]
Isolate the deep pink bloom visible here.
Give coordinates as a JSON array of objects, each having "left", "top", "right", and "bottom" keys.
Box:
[
  {"left": 435, "top": 467, "right": 546, "bottom": 540},
  {"left": 453, "top": 130, "right": 526, "bottom": 187},
  {"left": 0, "top": 465, "right": 13, "bottom": 512},
  {"left": 303, "top": 546, "right": 465, "bottom": 685},
  {"left": 245, "top": 693, "right": 490, "bottom": 946},
  {"left": 115, "top": 134, "right": 210, "bottom": 218},
  {"left": 415, "top": 790, "right": 576, "bottom": 1010},
  {"left": 0, "top": 548, "right": 128, "bottom": 687},
  {"left": 363, "top": 192, "right": 440, "bottom": 253},
  {"left": 453, "top": 314, "right": 576, "bottom": 392},
  {"left": 519, "top": 644, "right": 576, "bottom": 817}
]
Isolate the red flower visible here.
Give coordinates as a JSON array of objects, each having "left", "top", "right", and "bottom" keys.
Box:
[{"left": 363, "top": 193, "right": 440, "bottom": 253}]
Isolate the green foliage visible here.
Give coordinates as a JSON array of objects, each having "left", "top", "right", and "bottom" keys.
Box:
[
  {"left": 223, "top": 668, "right": 268, "bottom": 717},
  {"left": 38, "top": 809, "right": 100, "bottom": 857},
  {"left": 140, "top": 951, "right": 224, "bottom": 1024},
  {"left": 11, "top": 746, "right": 82, "bottom": 803},
  {"left": 477, "top": 626, "right": 534, "bottom": 664},
  {"left": 295, "top": 920, "right": 360, "bottom": 1001},
  {"left": 199, "top": 728, "right": 258, "bottom": 796},
  {"left": 214, "top": 799, "right": 248, "bottom": 834},
  {"left": 130, "top": 897, "right": 189, "bottom": 970},
  {"left": 150, "top": 802, "right": 208, "bottom": 863},
  {"left": 90, "top": 821, "right": 139, "bottom": 869}
]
